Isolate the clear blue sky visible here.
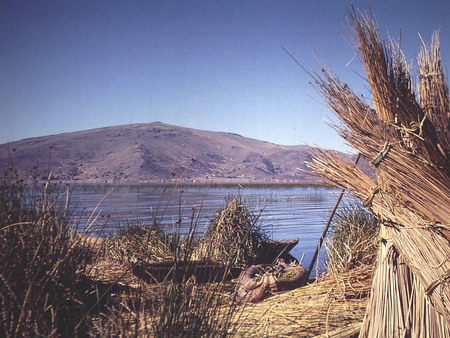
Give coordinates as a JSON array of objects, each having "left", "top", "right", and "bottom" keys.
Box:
[{"left": 1, "top": 1, "right": 448, "bottom": 152}]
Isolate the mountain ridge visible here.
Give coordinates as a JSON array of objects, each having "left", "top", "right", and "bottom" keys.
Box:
[{"left": 0, "top": 122, "right": 329, "bottom": 183}]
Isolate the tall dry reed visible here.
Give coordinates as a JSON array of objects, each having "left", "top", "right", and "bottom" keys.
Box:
[{"left": 308, "top": 7, "right": 449, "bottom": 336}]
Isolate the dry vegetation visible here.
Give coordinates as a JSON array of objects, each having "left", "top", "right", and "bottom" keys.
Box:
[
  {"left": 0, "top": 166, "right": 376, "bottom": 337},
  {"left": 325, "top": 204, "right": 379, "bottom": 274},
  {"left": 194, "top": 197, "right": 268, "bottom": 265},
  {"left": 308, "top": 8, "right": 449, "bottom": 337},
  {"left": 194, "top": 197, "right": 296, "bottom": 265},
  {"left": 229, "top": 266, "right": 373, "bottom": 337},
  {"left": 0, "top": 168, "right": 96, "bottom": 336}
]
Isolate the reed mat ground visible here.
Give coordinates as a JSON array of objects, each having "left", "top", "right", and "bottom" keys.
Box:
[
  {"left": 228, "top": 266, "right": 373, "bottom": 337},
  {"left": 85, "top": 238, "right": 373, "bottom": 337}
]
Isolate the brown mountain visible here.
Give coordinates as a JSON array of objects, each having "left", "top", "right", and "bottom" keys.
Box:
[{"left": 0, "top": 122, "right": 326, "bottom": 183}]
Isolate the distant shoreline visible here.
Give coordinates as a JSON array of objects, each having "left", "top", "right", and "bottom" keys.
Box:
[{"left": 51, "top": 179, "right": 331, "bottom": 188}]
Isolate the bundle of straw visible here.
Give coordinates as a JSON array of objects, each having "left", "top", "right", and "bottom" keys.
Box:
[
  {"left": 308, "top": 8, "right": 449, "bottom": 336},
  {"left": 196, "top": 198, "right": 268, "bottom": 265}
]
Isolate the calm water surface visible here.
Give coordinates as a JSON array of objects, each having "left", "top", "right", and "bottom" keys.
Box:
[{"left": 69, "top": 184, "right": 356, "bottom": 272}]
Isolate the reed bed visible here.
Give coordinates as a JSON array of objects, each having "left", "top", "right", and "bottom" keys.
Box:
[
  {"left": 308, "top": 8, "right": 449, "bottom": 336},
  {"left": 82, "top": 195, "right": 379, "bottom": 337},
  {"left": 101, "top": 223, "right": 175, "bottom": 263},
  {"left": 88, "top": 274, "right": 242, "bottom": 337},
  {"left": 83, "top": 193, "right": 251, "bottom": 337},
  {"left": 0, "top": 169, "right": 95, "bottom": 336},
  {"left": 325, "top": 203, "right": 379, "bottom": 274}
]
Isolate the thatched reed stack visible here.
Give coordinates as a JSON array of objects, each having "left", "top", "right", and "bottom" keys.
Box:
[{"left": 308, "top": 8, "right": 449, "bottom": 337}]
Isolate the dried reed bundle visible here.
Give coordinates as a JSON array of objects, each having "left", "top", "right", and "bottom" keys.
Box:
[
  {"left": 418, "top": 31, "right": 450, "bottom": 157},
  {"left": 361, "top": 227, "right": 450, "bottom": 337},
  {"left": 195, "top": 198, "right": 268, "bottom": 265},
  {"left": 308, "top": 8, "right": 449, "bottom": 336}
]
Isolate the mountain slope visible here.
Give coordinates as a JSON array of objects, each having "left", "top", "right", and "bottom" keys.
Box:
[{"left": 0, "top": 122, "right": 321, "bottom": 183}]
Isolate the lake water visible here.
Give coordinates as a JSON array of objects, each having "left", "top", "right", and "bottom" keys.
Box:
[{"left": 69, "top": 183, "right": 356, "bottom": 273}]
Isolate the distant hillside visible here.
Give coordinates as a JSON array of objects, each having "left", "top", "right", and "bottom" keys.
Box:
[{"left": 0, "top": 122, "right": 329, "bottom": 183}]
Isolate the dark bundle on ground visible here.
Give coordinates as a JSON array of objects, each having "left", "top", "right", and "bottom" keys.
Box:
[
  {"left": 0, "top": 169, "right": 94, "bottom": 337},
  {"left": 230, "top": 265, "right": 373, "bottom": 337},
  {"left": 326, "top": 203, "right": 379, "bottom": 274},
  {"left": 308, "top": 8, "right": 449, "bottom": 337},
  {"left": 196, "top": 197, "right": 269, "bottom": 266}
]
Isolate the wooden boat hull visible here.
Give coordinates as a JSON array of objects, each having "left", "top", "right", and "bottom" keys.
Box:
[{"left": 131, "top": 260, "right": 242, "bottom": 283}]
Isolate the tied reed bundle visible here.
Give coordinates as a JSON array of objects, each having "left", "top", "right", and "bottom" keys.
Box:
[{"left": 308, "top": 8, "right": 449, "bottom": 337}]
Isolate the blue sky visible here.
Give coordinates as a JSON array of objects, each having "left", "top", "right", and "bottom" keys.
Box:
[{"left": 1, "top": 1, "right": 448, "bottom": 152}]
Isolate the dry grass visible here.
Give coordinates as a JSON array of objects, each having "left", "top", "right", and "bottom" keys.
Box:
[
  {"left": 195, "top": 197, "right": 299, "bottom": 266},
  {"left": 229, "top": 266, "right": 373, "bottom": 337},
  {"left": 1, "top": 161, "right": 382, "bottom": 337},
  {"left": 85, "top": 246, "right": 374, "bottom": 337},
  {"left": 85, "top": 238, "right": 244, "bottom": 337},
  {"left": 308, "top": 7, "right": 449, "bottom": 336},
  {"left": 0, "top": 170, "right": 96, "bottom": 336},
  {"left": 83, "top": 194, "right": 378, "bottom": 337},
  {"left": 325, "top": 203, "right": 379, "bottom": 274},
  {"left": 100, "top": 224, "right": 176, "bottom": 264}
]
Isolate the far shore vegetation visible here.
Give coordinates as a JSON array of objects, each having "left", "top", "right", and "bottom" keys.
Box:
[{"left": 51, "top": 180, "right": 335, "bottom": 189}]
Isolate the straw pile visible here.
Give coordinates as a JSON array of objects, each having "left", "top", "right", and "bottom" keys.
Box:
[
  {"left": 229, "top": 266, "right": 373, "bottom": 337},
  {"left": 308, "top": 8, "right": 449, "bottom": 336},
  {"left": 195, "top": 198, "right": 269, "bottom": 265}
]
